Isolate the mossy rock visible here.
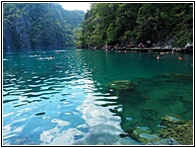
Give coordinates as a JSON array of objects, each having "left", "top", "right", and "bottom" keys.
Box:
[
  {"left": 107, "top": 80, "right": 137, "bottom": 92},
  {"left": 160, "top": 115, "right": 183, "bottom": 128},
  {"left": 137, "top": 133, "right": 160, "bottom": 144},
  {"left": 159, "top": 115, "right": 193, "bottom": 145},
  {"left": 124, "top": 126, "right": 160, "bottom": 144}
]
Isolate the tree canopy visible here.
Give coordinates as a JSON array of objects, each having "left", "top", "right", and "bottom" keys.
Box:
[{"left": 76, "top": 3, "right": 193, "bottom": 48}]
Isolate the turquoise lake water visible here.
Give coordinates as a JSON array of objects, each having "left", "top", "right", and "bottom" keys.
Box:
[{"left": 3, "top": 48, "right": 193, "bottom": 145}]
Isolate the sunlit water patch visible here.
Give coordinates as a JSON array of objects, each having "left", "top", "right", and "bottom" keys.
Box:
[{"left": 3, "top": 48, "right": 193, "bottom": 145}]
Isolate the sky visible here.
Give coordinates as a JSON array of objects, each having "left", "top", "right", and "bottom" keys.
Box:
[{"left": 59, "top": 2, "right": 91, "bottom": 12}]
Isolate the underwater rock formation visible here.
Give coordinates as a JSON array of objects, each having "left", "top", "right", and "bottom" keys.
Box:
[
  {"left": 141, "top": 109, "right": 158, "bottom": 121},
  {"left": 106, "top": 80, "right": 137, "bottom": 93},
  {"left": 120, "top": 115, "right": 192, "bottom": 145},
  {"left": 160, "top": 72, "right": 192, "bottom": 78},
  {"left": 105, "top": 76, "right": 192, "bottom": 145},
  {"left": 158, "top": 115, "right": 193, "bottom": 145},
  {"left": 147, "top": 138, "right": 180, "bottom": 145},
  {"left": 120, "top": 125, "right": 159, "bottom": 144}
]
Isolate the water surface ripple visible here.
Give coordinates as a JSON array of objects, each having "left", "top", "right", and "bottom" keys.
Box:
[{"left": 3, "top": 48, "right": 193, "bottom": 145}]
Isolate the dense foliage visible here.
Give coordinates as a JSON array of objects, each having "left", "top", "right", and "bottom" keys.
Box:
[
  {"left": 3, "top": 3, "right": 85, "bottom": 50},
  {"left": 76, "top": 3, "right": 193, "bottom": 48}
]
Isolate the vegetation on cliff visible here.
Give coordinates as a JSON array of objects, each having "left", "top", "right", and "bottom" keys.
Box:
[
  {"left": 76, "top": 3, "right": 193, "bottom": 49},
  {"left": 3, "top": 3, "right": 85, "bottom": 50}
]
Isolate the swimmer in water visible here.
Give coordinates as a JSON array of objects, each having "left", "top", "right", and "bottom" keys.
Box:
[
  {"left": 179, "top": 56, "right": 183, "bottom": 60},
  {"left": 157, "top": 55, "right": 160, "bottom": 60}
]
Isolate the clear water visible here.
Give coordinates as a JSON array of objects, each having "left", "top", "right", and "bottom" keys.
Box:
[{"left": 3, "top": 48, "right": 193, "bottom": 145}]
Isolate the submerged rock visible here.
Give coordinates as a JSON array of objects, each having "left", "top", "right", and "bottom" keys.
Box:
[
  {"left": 147, "top": 138, "right": 180, "bottom": 145},
  {"left": 121, "top": 115, "right": 192, "bottom": 145},
  {"left": 141, "top": 109, "right": 158, "bottom": 120},
  {"left": 136, "top": 126, "right": 149, "bottom": 130},
  {"left": 106, "top": 80, "right": 137, "bottom": 92},
  {"left": 161, "top": 115, "right": 181, "bottom": 123},
  {"left": 126, "top": 117, "right": 133, "bottom": 121},
  {"left": 139, "top": 133, "right": 158, "bottom": 140},
  {"left": 159, "top": 73, "right": 192, "bottom": 79},
  {"left": 123, "top": 126, "right": 159, "bottom": 144},
  {"left": 158, "top": 115, "right": 193, "bottom": 145}
]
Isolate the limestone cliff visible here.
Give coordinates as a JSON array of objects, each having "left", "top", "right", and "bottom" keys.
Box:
[{"left": 3, "top": 3, "right": 85, "bottom": 50}]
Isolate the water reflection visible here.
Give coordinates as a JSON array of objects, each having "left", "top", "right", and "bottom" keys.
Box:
[
  {"left": 74, "top": 93, "right": 140, "bottom": 145},
  {"left": 3, "top": 49, "right": 193, "bottom": 145}
]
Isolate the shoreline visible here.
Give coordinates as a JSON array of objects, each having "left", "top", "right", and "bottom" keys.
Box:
[{"left": 101, "top": 47, "right": 193, "bottom": 53}]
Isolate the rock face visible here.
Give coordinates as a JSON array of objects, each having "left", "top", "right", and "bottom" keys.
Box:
[
  {"left": 3, "top": 3, "right": 85, "bottom": 50},
  {"left": 3, "top": 21, "right": 13, "bottom": 50}
]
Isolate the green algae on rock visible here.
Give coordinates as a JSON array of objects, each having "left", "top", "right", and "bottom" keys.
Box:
[
  {"left": 120, "top": 115, "right": 192, "bottom": 145},
  {"left": 158, "top": 116, "right": 193, "bottom": 145},
  {"left": 106, "top": 80, "right": 137, "bottom": 92},
  {"left": 121, "top": 125, "right": 160, "bottom": 144}
]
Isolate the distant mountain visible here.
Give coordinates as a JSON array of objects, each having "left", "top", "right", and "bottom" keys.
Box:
[{"left": 3, "top": 3, "right": 85, "bottom": 50}]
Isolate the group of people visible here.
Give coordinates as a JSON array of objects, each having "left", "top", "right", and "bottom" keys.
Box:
[
  {"left": 30, "top": 51, "right": 61, "bottom": 60},
  {"left": 37, "top": 56, "right": 55, "bottom": 60},
  {"left": 30, "top": 54, "right": 55, "bottom": 60},
  {"left": 138, "top": 42, "right": 145, "bottom": 48}
]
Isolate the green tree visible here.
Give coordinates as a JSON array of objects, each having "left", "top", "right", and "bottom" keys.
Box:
[{"left": 77, "top": 3, "right": 193, "bottom": 48}]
